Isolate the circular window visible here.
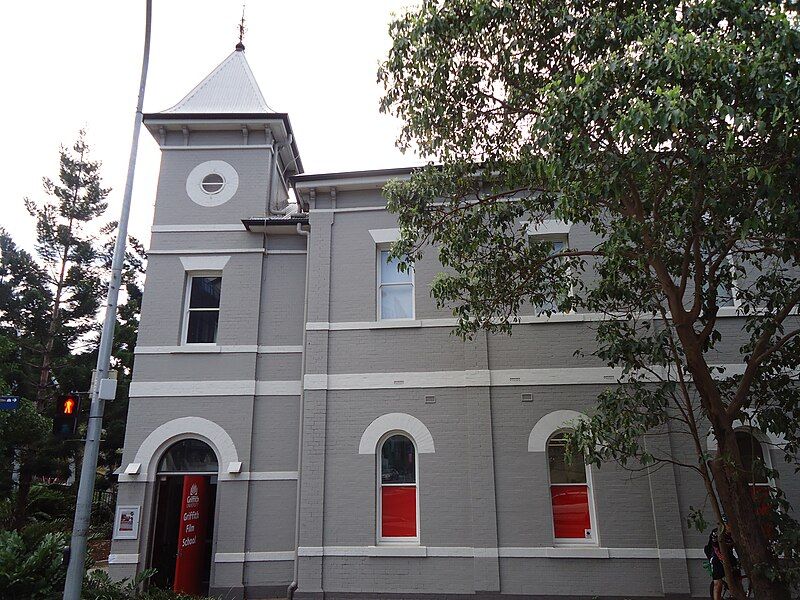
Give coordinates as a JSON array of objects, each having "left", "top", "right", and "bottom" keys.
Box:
[
  {"left": 201, "top": 173, "right": 225, "bottom": 195},
  {"left": 187, "top": 161, "right": 239, "bottom": 207}
]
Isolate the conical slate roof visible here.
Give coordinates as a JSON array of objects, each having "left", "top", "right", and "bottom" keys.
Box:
[{"left": 161, "top": 47, "right": 274, "bottom": 114}]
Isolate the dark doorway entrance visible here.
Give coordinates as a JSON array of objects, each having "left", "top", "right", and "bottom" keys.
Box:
[{"left": 150, "top": 439, "right": 218, "bottom": 595}]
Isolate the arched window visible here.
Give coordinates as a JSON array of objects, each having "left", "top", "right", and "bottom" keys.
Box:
[
  {"left": 157, "top": 439, "right": 218, "bottom": 474},
  {"left": 378, "top": 434, "right": 418, "bottom": 542},
  {"left": 735, "top": 429, "right": 772, "bottom": 515},
  {"left": 547, "top": 430, "right": 595, "bottom": 543}
]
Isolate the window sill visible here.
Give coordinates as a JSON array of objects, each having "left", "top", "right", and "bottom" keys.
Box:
[
  {"left": 369, "top": 319, "right": 422, "bottom": 329},
  {"left": 366, "top": 544, "right": 425, "bottom": 557}
]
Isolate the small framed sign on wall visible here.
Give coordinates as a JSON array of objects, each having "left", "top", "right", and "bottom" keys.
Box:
[{"left": 113, "top": 505, "right": 141, "bottom": 540}]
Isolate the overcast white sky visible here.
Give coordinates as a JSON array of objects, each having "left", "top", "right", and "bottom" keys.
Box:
[{"left": 0, "top": 0, "right": 423, "bottom": 253}]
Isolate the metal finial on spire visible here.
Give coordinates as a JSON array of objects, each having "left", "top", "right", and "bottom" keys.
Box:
[{"left": 236, "top": 5, "right": 246, "bottom": 51}]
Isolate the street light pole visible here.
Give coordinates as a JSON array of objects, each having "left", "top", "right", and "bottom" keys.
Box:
[{"left": 63, "top": 1, "right": 152, "bottom": 598}]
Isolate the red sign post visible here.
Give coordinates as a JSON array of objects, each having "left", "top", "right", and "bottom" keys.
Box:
[{"left": 173, "top": 476, "right": 209, "bottom": 595}]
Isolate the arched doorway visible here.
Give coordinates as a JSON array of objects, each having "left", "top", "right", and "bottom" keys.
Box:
[{"left": 149, "top": 439, "right": 218, "bottom": 595}]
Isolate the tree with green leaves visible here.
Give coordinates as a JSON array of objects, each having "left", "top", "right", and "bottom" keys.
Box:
[
  {"left": 0, "top": 131, "right": 145, "bottom": 528},
  {"left": 379, "top": 1, "right": 799, "bottom": 598}
]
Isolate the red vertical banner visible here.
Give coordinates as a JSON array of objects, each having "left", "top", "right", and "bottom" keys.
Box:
[{"left": 173, "top": 475, "right": 209, "bottom": 595}]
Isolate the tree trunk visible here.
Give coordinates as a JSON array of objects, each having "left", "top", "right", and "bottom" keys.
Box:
[
  {"left": 711, "top": 427, "right": 789, "bottom": 600},
  {"left": 674, "top": 325, "right": 789, "bottom": 599},
  {"left": 12, "top": 453, "right": 32, "bottom": 530}
]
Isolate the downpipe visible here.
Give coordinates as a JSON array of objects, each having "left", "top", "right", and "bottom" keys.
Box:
[{"left": 288, "top": 220, "right": 310, "bottom": 600}]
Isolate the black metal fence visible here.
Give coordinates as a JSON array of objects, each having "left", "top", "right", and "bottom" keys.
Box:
[{"left": 91, "top": 488, "right": 117, "bottom": 526}]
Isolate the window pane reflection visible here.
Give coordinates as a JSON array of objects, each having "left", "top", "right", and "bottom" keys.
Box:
[{"left": 381, "top": 435, "right": 415, "bottom": 484}]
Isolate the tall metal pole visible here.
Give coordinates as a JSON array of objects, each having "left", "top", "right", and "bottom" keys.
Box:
[{"left": 63, "top": 1, "right": 152, "bottom": 598}]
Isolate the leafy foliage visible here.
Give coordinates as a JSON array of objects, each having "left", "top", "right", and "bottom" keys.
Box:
[
  {"left": 0, "top": 530, "right": 67, "bottom": 600},
  {"left": 0, "top": 131, "right": 146, "bottom": 526},
  {"left": 380, "top": 1, "right": 799, "bottom": 597}
]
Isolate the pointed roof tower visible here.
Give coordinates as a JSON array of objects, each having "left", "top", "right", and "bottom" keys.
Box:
[
  {"left": 160, "top": 47, "right": 273, "bottom": 115},
  {"left": 144, "top": 42, "right": 303, "bottom": 176}
]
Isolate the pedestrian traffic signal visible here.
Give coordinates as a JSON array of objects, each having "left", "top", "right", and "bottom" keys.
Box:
[{"left": 53, "top": 393, "right": 80, "bottom": 437}]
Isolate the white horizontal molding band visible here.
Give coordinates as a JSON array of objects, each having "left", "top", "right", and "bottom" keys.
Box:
[
  {"left": 161, "top": 145, "right": 274, "bottom": 151},
  {"left": 265, "top": 249, "right": 307, "bottom": 255},
  {"left": 305, "top": 364, "right": 746, "bottom": 391},
  {"left": 129, "top": 380, "right": 301, "bottom": 397},
  {"left": 150, "top": 248, "right": 264, "bottom": 256},
  {"left": 119, "top": 470, "right": 298, "bottom": 483},
  {"left": 306, "top": 309, "right": 746, "bottom": 331},
  {"left": 311, "top": 205, "right": 388, "bottom": 213},
  {"left": 258, "top": 345, "right": 304, "bottom": 354},
  {"left": 108, "top": 553, "right": 139, "bottom": 564},
  {"left": 134, "top": 345, "right": 302, "bottom": 355},
  {"left": 235, "top": 470, "right": 298, "bottom": 481},
  {"left": 214, "top": 551, "right": 295, "bottom": 563},
  {"left": 296, "top": 546, "right": 705, "bottom": 559},
  {"left": 152, "top": 224, "right": 244, "bottom": 233}
]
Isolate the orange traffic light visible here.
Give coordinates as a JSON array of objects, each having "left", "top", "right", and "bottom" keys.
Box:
[{"left": 54, "top": 394, "right": 81, "bottom": 437}]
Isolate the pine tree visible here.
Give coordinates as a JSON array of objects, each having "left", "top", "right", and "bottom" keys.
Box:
[{"left": 9, "top": 131, "right": 110, "bottom": 527}]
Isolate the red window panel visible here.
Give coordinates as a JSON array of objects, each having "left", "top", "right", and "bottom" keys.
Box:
[
  {"left": 751, "top": 485, "right": 775, "bottom": 539},
  {"left": 551, "top": 485, "right": 591, "bottom": 539},
  {"left": 381, "top": 486, "right": 416, "bottom": 537}
]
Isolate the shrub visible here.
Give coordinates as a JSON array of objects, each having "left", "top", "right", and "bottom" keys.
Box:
[
  {"left": 0, "top": 529, "right": 67, "bottom": 600},
  {"left": 84, "top": 569, "right": 200, "bottom": 599}
]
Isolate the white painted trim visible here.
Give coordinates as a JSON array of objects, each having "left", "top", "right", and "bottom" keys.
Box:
[
  {"left": 706, "top": 421, "right": 786, "bottom": 451},
  {"left": 153, "top": 248, "right": 262, "bottom": 256},
  {"left": 255, "top": 380, "right": 302, "bottom": 396},
  {"left": 181, "top": 273, "right": 222, "bottom": 345},
  {"left": 129, "top": 380, "right": 301, "bottom": 397},
  {"left": 369, "top": 228, "right": 401, "bottom": 244},
  {"left": 121, "top": 416, "right": 239, "bottom": 483},
  {"left": 129, "top": 362, "right": 751, "bottom": 397},
  {"left": 108, "top": 553, "right": 140, "bottom": 564},
  {"left": 266, "top": 249, "right": 307, "bottom": 255},
  {"left": 186, "top": 160, "right": 239, "bottom": 207},
  {"left": 134, "top": 345, "right": 302, "bottom": 355},
  {"left": 304, "top": 364, "right": 747, "bottom": 391},
  {"left": 179, "top": 255, "right": 230, "bottom": 271},
  {"left": 162, "top": 145, "right": 274, "bottom": 151},
  {"left": 311, "top": 205, "right": 388, "bottom": 213},
  {"left": 135, "top": 344, "right": 256, "bottom": 355},
  {"left": 527, "top": 219, "right": 572, "bottom": 236},
  {"left": 377, "top": 247, "right": 415, "bottom": 321},
  {"left": 529, "top": 410, "right": 589, "bottom": 452},
  {"left": 295, "top": 546, "right": 704, "bottom": 559},
  {"left": 258, "top": 345, "right": 303, "bottom": 354},
  {"left": 540, "top": 420, "right": 599, "bottom": 545},
  {"left": 376, "top": 432, "right": 421, "bottom": 545},
  {"left": 304, "top": 309, "right": 753, "bottom": 331},
  {"left": 214, "top": 551, "right": 295, "bottom": 563},
  {"left": 359, "top": 413, "right": 435, "bottom": 454},
  {"left": 238, "top": 470, "right": 298, "bottom": 481},
  {"left": 152, "top": 224, "right": 244, "bottom": 233},
  {"left": 120, "top": 470, "right": 298, "bottom": 483}
]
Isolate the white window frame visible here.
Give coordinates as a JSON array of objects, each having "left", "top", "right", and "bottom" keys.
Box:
[
  {"left": 734, "top": 426, "right": 776, "bottom": 491},
  {"left": 528, "top": 233, "right": 572, "bottom": 315},
  {"left": 376, "top": 246, "right": 415, "bottom": 321},
  {"left": 181, "top": 271, "right": 223, "bottom": 346},
  {"left": 546, "top": 429, "right": 599, "bottom": 546},
  {"left": 376, "top": 431, "right": 420, "bottom": 545}
]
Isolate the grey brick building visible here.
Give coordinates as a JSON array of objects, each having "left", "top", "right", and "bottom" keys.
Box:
[{"left": 108, "top": 44, "right": 798, "bottom": 600}]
